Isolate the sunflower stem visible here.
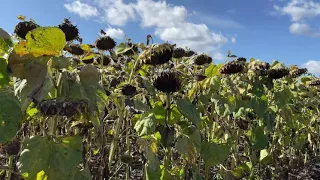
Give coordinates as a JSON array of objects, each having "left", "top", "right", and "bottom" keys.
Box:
[
  {"left": 128, "top": 55, "right": 139, "bottom": 84},
  {"left": 163, "top": 93, "right": 171, "bottom": 176},
  {"left": 108, "top": 97, "right": 124, "bottom": 171},
  {"left": 6, "top": 155, "right": 14, "bottom": 180},
  {"left": 125, "top": 110, "right": 130, "bottom": 180}
]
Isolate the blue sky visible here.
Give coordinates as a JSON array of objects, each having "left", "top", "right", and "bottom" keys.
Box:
[{"left": 2, "top": 0, "right": 320, "bottom": 74}]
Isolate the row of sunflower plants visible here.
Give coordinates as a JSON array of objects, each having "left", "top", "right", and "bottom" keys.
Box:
[{"left": 0, "top": 16, "right": 320, "bottom": 180}]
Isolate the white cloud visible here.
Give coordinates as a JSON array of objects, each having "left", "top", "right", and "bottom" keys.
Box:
[
  {"left": 302, "top": 60, "right": 320, "bottom": 74},
  {"left": 134, "top": 0, "right": 187, "bottom": 28},
  {"left": 105, "top": 25, "right": 125, "bottom": 40},
  {"left": 273, "top": 0, "right": 320, "bottom": 22},
  {"left": 155, "top": 22, "right": 228, "bottom": 53},
  {"left": 67, "top": 0, "right": 234, "bottom": 56},
  {"left": 273, "top": 0, "right": 320, "bottom": 37},
  {"left": 64, "top": 1, "right": 99, "bottom": 19},
  {"left": 102, "top": 0, "right": 136, "bottom": 26},
  {"left": 134, "top": 0, "right": 230, "bottom": 54},
  {"left": 289, "top": 22, "right": 320, "bottom": 37}
]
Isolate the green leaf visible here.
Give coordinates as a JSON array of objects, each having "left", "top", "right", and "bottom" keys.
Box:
[
  {"left": 70, "top": 166, "right": 92, "bottom": 180},
  {"left": 232, "top": 163, "right": 251, "bottom": 179},
  {"left": 274, "top": 87, "right": 292, "bottom": 108},
  {"left": 175, "top": 136, "right": 189, "bottom": 154},
  {"left": 205, "top": 64, "right": 217, "bottom": 77},
  {"left": 116, "top": 43, "right": 132, "bottom": 55},
  {"left": 52, "top": 56, "right": 71, "bottom": 69},
  {"left": 134, "top": 113, "right": 156, "bottom": 136},
  {"left": 200, "top": 140, "right": 231, "bottom": 166},
  {"left": 17, "top": 136, "right": 83, "bottom": 180},
  {"left": 0, "top": 91, "right": 22, "bottom": 144},
  {"left": 0, "top": 58, "right": 9, "bottom": 87},
  {"left": 80, "top": 65, "right": 107, "bottom": 127},
  {"left": 151, "top": 101, "right": 166, "bottom": 124},
  {"left": 0, "top": 28, "right": 13, "bottom": 56},
  {"left": 259, "top": 149, "right": 272, "bottom": 165},
  {"left": 252, "top": 95, "right": 268, "bottom": 117},
  {"left": 263, "top": 111, "right": 276, "bottom": 131},
  {"left": 250, "top": 78, "right": 265, "bottom": 97},
  {"left": 176, "top": 98, "right": 201, "bottom": 128},
  {"left": 248, "top": 126, "right": 268, "bottom": 151}
]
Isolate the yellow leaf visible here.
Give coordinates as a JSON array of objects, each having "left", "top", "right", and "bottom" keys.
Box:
[
  {"left": 188, "top": 87, "right": 196, "bottom": 98},
  {"left": 17, "top": 15, "right": 26, "bottom": 21},
  {"left": 14, "top": 41, "right": 29, "bottom": 56},
  {"left": 25, "top": 27, "right": 66, "bottom": 57},
  {"left": 80, "top": 44, "right": 93, "bottom": 52},
  {"left": 81, "top": 52, "right": 96, "bottom": 61},
  {"left": 151, "top": 142, "right": 158, "bottom": 153}
]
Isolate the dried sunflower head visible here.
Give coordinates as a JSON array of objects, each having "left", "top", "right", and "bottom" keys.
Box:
[
  {"left": 64, "top": 44, "right": 84, "bottom": 55},
  {"left": 193, "top": 54, "right": 212, "bottom": 65},
  {"left": 140, "top": 43, "right": 174, "bottom": 65},
  {"left": 220, "top": 60, "right": 244, "bottom": 74},
  {"left": 184, "top": 50, "right": 196, "bottom": 57},
  {"left": 95, "top": 36, "right": 116, "bottom": 50},
  {"left": 121, "top": 84, "right": 137, "bottom": 96},
  {"left": 268, "top": 63, "right": 289, "bottom": 79},
  {"left": 290, "top": 67, "right": 308, "bottom": 78},
  {"left": 58, "top": 19, "right": 79, "bottom": 41},
  {"left": 153, "top": 71, "right": 181, "bottom": 93},
  {"left": 173, "top": 47, "right": 185, "bottom": 58},
  {"left": 236, "top": 57, "right": 247, "bottom": 62},
  {"left": 96, "top": 55, "right": 111, "bottom": 66},
  {"left": 14, "top": 21, "right": 39, "bottom": 39}
]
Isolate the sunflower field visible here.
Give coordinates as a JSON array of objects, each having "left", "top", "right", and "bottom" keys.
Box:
[{"left": 1, "top": 17, "right": 320, "bottom": 180}]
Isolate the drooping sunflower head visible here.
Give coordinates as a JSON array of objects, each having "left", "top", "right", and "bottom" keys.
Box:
[
  {"left": 220, "top": 60, "right": 244, "bottom": 74},
  {"left": 268, "top": 63, "right": 289, "bottom": 79},
  {"left": 290, "top": 66, "right": 308, "bottom": 78},
  {"left": 14, "top": 21, "right": 40, "bottom": 39},
  {"left": 140, "top": 43, "right": 174, "bottom": 65},
  {"left": 236, "top": 57, "right": 247, "bottom": 62},
  {"left": 58, "top": 20, "right": 79, "bottom": 41},
  {"left": 248, "top": 61, "right": 270, "bottom": 76},
  {"left": 96, "top": 55, "right": 111, "bottom": 66},
  {"left": 184, "top": 50, "right": 196, "bottom": 57},
  {"left": 153, "top": 71, "right": 181, "bottom": 93},
  {"left": 95, "top": 36, "right": 116, "bottom": 51},
  {"left": 173, "top": 47, "right": 186, "bottom": 58},
  {"left": 64, "top": 44, "right": 84, "bottom": 55},
  {"left": 193, "top": 54, "right": 212, "bottom": 65},
  {"left": 121, "top": 84, "right": 137, "bottom": 96}
]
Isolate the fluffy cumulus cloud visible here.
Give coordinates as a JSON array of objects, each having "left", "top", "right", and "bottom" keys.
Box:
[
  {"left": 65, "top": 0, "right": 236, "bottom": 59},
  {"left": 302, "top": 60, "right": 320, "bottom": 75},
  {"left": 105, "top": 25, "right": 125, "bottom": 40},
  {"left": 64, "top": 1, "right": 99, "bottom": 19},
  {"left": 134, "top": 0, "right": 187, "bottom": 28},
  {"left": 273, "top": 0, "right": 320, "bottom": 37},
  {"left": 102, "top": 1, "right": 136, "bottom": 26}
]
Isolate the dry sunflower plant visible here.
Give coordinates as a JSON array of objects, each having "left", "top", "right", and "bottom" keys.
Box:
[{"left": 0, "top": 17, "right": 320, "bottom": 180}]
